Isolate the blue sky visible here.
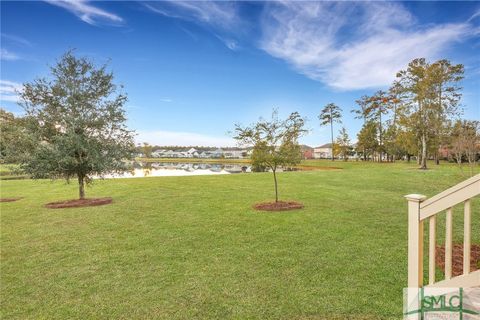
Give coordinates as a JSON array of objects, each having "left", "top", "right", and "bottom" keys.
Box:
[{"left": 1, "top": 1, "right": 479, "bottom": 147}]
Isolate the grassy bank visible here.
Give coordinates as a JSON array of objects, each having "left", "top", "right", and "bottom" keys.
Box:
[{"left": 1, "top": 161, "right": 478, "bottom": 319}]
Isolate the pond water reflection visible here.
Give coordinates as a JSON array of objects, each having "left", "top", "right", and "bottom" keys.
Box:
[{"left": 100, "top": 162, "right": 252, "bottom": 179}]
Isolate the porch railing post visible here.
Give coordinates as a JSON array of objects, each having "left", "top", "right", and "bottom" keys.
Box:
[{"left": 405, "top": 194, "right": 427, "bottom": 288}]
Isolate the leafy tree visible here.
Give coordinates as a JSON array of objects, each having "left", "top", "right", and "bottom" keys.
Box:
[
  {"left": 396, "top": 58, "right": 463, "bottom": 169},
  {"left": 352, "top": 96, "right": 370, "bottom": 160},
  {"left": 352, "top": 96, "right": 370, "bottom": 125},
  {"left": 319, "top": 103, "right": 342, "bottom": 161},
  {"left": 429, "top": 60, "right": 464, "bottom": 165},
  {"left": 395, "top": 128, "right": 418, "bottom": 162},
  {"left": 356, "top": 120, "right": 378, "bottom": 161},
  {"left": 383, "top": 123, "right": 399, "bottom": 162},
  {"left": 19, "top": 51, "right": 135, "bottom": 199},
  {"left": 362, "top": 91, "right": 391, "bottom": 161},
  {"left": 335, "top": 127, "right": 351, "bottom": 161},
  {"left": 0, "top": 109, "right": 33, "bottom": 164},
  {"left": 141, "top": 142, "right": 153, "bottom": 158},
  {"left": 234, "top": 110, "right": 307, "bottom": 202},
  {"left": 450, "top": 120, "right": 479, "bottom": 175}
]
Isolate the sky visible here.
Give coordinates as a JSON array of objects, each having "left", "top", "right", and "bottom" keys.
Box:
[{"left": 1, "top": 1, "right": 479, "bottom": 147}]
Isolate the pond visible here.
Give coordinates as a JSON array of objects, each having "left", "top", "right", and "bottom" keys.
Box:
[
  {"left": 99, "top": 162, "right": 252, "bottom": 179},
  {"left": 99, "top": 161, "right": 304, "bottom": 179}
]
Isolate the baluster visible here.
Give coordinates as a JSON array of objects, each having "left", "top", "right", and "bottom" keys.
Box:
[
  {"left": 429, "top": 215, "right": 436, "bottom": 285},
  {"left": 464, "top": 199, "right": 471, "bottom": 275},
  {"left": 445, "top": 207, "right": 453, "bottom": 280}
]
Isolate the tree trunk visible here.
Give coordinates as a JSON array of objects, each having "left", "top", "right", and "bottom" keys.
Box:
[
  {"left": 420, "top": 133, "right": 428, "bottom": 170},
  {"left": 272, "top": 169, "right": 278, "bottom": 203},
  {"left": 379, "top": 111, "right": 382, "bottom": 163},
  {"left": 78, "top": 175, "right": 85, "bottom": 199},
  {"left": 330, "top": 119, "right": 334, "bottom": 161}
]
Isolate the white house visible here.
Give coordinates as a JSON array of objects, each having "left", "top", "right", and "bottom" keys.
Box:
[
  {"left": 211, "top": 148, "right": 223, "bottom": 158},
  {"left": 151, "top": 150, "right": 165, "bottom": 158},
  {"left": 186, "top": 148, "right": 199, "bottom": 158},
  {"left": 313, "top": 143, "right": 333, "bottom": 159},
  {"left": 198, "top": 151, "right": 210, "bottom": 158},
  {"left": 223, "top": 149, "right": 247, "bottom": 159}
]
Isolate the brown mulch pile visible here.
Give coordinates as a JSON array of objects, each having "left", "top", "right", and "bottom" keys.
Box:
[
  {"left": 253, "top": 200, "right": 304, "bottom": 212},
  {"left": 45, "top": 197, "right": 112, "bottom": 209},
  {"left": 435, "top": 244, "right": 480, "bottom": 276},
  {"left": 0, "top": 197, "right": 23, "bottom": 202}
]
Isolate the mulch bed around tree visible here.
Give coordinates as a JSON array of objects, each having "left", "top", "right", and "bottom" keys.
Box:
[
  {"left": 436, "top": 244, "right": 480, "bottom": 277},
  {"left": 45, "top": 197, "right": 112, "bottom": 209},
  {"left": 0, "top": 197, "right": 23, "bottom": 202},
  {"left": 253, "top": 200, "right": 304, "bottom": 212}
]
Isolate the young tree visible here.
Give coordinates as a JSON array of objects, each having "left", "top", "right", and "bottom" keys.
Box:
[
  {"left": 319, "top": 103, "right": 342, "bottom": 161},
  {"left": 335, "top": 127, "right": 351, "bottom": 161},
  {"left": 234, "top": 110, "right": 307, "bottom": 202},
  {"left": 19, "top": 51, "right": 135, "bottom": 199}
]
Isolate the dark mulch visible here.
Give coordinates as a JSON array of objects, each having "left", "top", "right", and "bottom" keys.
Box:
[
  {"left": 436, "top": 244, "right": 480, "bottom": 276},
  {"left": 0, "top": 197, "right": 23, "bottom": 202},
  {"left": 45, "top": 197, "right": 112, "bottom": 209},
  {"left": 253, "top": 200, "right": 304, "bottom": 212}
]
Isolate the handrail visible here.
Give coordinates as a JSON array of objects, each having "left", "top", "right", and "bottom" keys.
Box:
[
  {"left": 405, "top": 174, "right": 480, "bottom": 289},
  {"left": 419, "top": 174, "right": 480, "bottom": 220}
]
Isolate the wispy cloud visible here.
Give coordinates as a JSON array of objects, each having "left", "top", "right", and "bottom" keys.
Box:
[
  {"left": 159, "top": 98, "right": 173, "bottom": 103},
  {"left": 1, "top": 33, "right": 31, "bottom": 46},
  {"left": 215, "top": 34, "right": 239, "bottom": 51},
  {"left": 144, "top": 1, "right": 239, "bottom": 30},
  {"left": 144, "top": 1, "right": 476, "bottom": 88},
  {"left": 0, "top": 49, "right": 20, "bottom": 61},
  {"left": 0, "top": 80, "right": 22, "bottom": 103},
  {"left": 144, "top": 1, "right": 242, "bottom": 50},
  {"left": 260, "top": 1, "right": 475, "bottom": 90},
  {"left": 136, "top": 130, "right": 235, "bottom": 147},
  {"left": 44, "top": 0, "right": 123, "bottom": 26}
]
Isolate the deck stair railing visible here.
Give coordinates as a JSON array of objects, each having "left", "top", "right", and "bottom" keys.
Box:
[{"left": 405, "top": 174, "right": 480, "bottom": 289}]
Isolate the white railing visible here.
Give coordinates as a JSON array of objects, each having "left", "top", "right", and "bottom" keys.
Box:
[{"left": 405, "top": 174, "right": 480, "bottom": 289}]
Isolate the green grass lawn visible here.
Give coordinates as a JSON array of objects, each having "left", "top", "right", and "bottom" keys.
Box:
[{"left": 1, "top": 161, "right": 479, "bottom": 319}]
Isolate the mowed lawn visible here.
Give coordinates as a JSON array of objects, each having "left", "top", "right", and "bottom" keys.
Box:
[{"left": 1, "top": 161, "right": 479, "bottom": 319}]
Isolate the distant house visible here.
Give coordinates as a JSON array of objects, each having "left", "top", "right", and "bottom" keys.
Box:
[
  {"left": 303, "top": 148, "right": 314, "bottom": 159},
  {"left": 211, "top": 148, "right": 223, "bottom": 158},
  {"left": 223, "top": 149, "right": 247, "bottom": 159},
  {"left": 314, "top": 143, "right": 333, "bottom": 159},
  {"left": 161, "top": 150, "right": 175, "bottom": 158},
  {"left": 151, "top": 150, "right": 165, "bottom": 158},
  {"left": 198, "top": 151, "right": 210, "bottom": 158},
  {"left": 185, "top": 148, "right": 199, "bottom": 158}
]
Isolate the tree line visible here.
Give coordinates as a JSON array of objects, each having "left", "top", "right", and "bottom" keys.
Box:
[{"left": 318, "top": 58, "right": 479, "bottom": 170}]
